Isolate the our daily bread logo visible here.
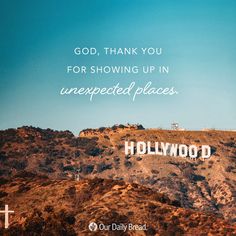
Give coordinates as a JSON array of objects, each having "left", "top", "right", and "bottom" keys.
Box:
[
  {"left": 125, "top": 141, "right": 211, "bottom": 160},
  {"left": 88, "top": 222, "right": 147, "bottom": 232}
]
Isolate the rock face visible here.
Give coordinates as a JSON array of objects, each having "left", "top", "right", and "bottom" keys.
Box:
[{"left": 0, "top": 125, "right": 236, "bottom": 234}]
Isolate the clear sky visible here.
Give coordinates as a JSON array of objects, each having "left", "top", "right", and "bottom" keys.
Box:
[{"left": 0, "top": 0, "right": 235, "bottom": 134}]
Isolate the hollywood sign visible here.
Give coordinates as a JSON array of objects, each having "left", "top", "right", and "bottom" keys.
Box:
[{"left": 124, "top": 141, "right": 212, "bottom": 160}]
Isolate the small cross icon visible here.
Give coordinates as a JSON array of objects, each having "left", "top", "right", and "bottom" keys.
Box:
[{"left": 0, "top": 205, "right": 14, "bottom": 229}]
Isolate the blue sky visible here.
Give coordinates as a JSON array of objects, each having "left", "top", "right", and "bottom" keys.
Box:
[{"left": 0, "top": 0, "right": 235, "bottom": 133}]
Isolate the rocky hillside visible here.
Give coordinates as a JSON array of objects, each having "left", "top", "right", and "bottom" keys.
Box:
[
  {"left": 0, "top": 176, "right": 235, "bottom": 235},
  {"left": 0, "top": 125, "right": 236, "bottom": 234}
]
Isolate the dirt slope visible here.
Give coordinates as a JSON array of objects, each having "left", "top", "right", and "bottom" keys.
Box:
[
  {"left": 0, "top": 125, "right": 236, "bottom": 234},
  {"left": 0, "top": 176, "right": 235, "bottom": 235}
]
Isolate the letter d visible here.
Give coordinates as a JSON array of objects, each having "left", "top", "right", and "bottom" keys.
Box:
[{"left": 202, "top": 145, "right": 211, "bottom": 159}]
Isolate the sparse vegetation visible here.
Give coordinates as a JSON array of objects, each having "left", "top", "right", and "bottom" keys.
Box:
[
  {"left": 0, "top": 125, "right": 236, "bottom": 233},
  {"left": 124, "top": 160, "right": 132, "bottom": 169},
  {"left": 97, "top": 162, "right": 112, "bottom": 173}
]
